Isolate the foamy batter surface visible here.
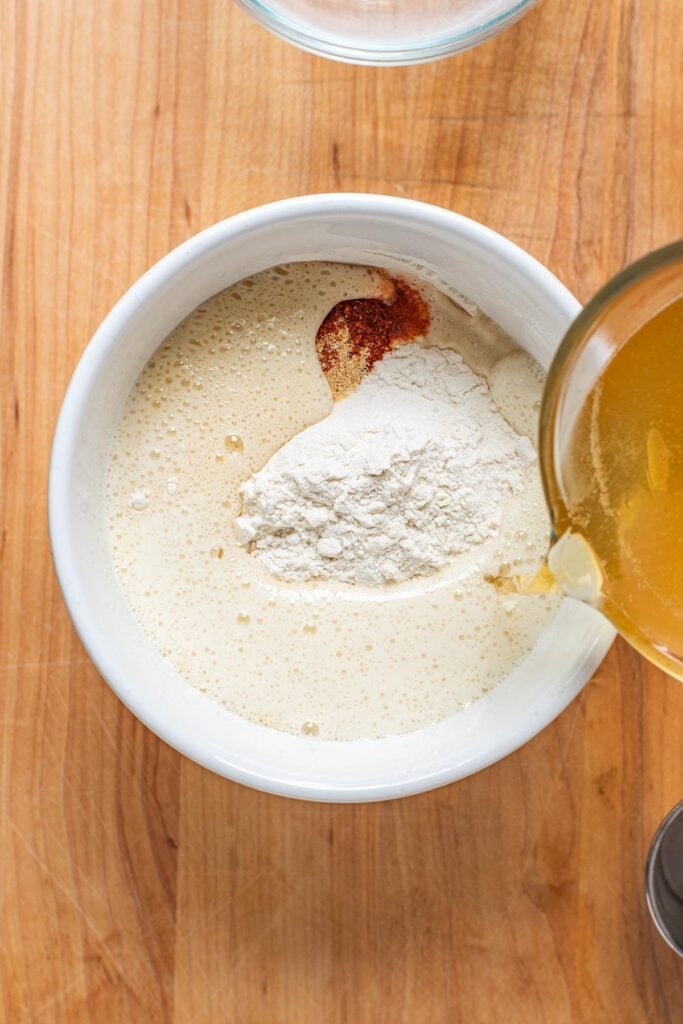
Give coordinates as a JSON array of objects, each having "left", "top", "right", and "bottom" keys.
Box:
[{"left": 106, "top": 262, "right": 559, "bottom": 740}]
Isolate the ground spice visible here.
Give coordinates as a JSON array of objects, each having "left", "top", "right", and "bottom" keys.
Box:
[{"left": 315, "top": 274, "right": 431, "bottom": 399}]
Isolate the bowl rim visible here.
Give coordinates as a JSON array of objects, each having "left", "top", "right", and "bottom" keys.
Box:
[
  {"left": 645, "top": 800, "right": 683, "bottom": 957},
  {"left": 234, "top": 0, "right": 536, "bottom": 66},
  {"left": 49, "top": 192, "right": 615, "bottom": 801}
]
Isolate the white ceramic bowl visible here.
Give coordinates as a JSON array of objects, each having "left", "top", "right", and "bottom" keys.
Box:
[{"left": 49, "top": 194, "right": 614, "bottom": 802}]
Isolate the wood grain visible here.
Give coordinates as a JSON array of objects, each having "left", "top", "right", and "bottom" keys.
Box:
[{"left": 1, "top": 0, "right": 682, "bottom": 1020}]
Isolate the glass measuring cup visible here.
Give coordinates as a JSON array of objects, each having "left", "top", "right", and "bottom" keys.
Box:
[{"left": 535, "top": 241, "right": 683, "bottom": 680}]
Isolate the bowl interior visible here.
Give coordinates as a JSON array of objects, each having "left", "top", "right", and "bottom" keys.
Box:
[{"left": 50, "top": 196, "right": 614, "bottom": 801}]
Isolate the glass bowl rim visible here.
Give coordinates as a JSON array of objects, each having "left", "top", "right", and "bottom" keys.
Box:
[
  {"left": 235, "top": 0, "right": 536, "bottom": 65},
  {"left": 539, "top": 239, "right": 683, "bottom": 519}
]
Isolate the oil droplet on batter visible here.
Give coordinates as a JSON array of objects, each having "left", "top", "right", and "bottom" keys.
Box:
[
  {"left": 167, "top": 478, "right": 178, "bottom": 495},
  {"left": 225, "top": 433, "right": 244, "bottom": 454},
  {"left": 301, "top": 720, "right": 319, "bottom": 736},
  {"left": 210, "top": 545, "right": 225, "bottom": 559},
  {"left": 150, "top": 448, "right": 161, "bottom": 460},
  {"left": 237, "top": 612, "right": 250, "bottom": 624},
  {"left": 303, "top": 623, "right": 317, "bottom": 635}
]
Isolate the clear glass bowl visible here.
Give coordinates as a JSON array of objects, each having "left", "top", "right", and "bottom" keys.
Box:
[
  {"left": 235, "top": 0, "right": 537, "bottom": 66},
  {"left": 539, "top": 241, "right": 683, "bottom": 680}
]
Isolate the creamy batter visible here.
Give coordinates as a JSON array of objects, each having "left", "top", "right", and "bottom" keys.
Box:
[{"left": 106, "top": 262, "right": 559, "bottom": 740}]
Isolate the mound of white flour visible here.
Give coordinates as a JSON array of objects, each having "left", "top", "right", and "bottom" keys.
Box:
[{"left": 234, "top": 345, "right": 535, "bottom": 585}]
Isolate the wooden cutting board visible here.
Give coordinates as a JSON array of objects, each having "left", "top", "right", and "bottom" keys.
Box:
[{"left": 1, "top": 1, "right": 681, "bottom": 1020}]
